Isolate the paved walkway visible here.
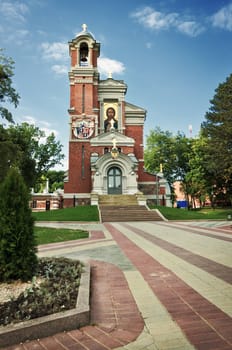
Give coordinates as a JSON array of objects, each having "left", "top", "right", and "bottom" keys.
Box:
[{"left": 2, "top": 220, "right": 232, "bottom": 350}]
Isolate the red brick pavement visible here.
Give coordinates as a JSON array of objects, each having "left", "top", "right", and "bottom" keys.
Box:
[
  {"left": 2, "top": 222, "right": 232, "bottom": 350},
  {"left": 159, "top": 222, "right": 232, "bottom": 240},
  {"left": 106, "top": 223, "right": 232, "bottom": 350},
  {"left": 2, "top": 260, "right": 144, "bottom": 350},
  {"left": 122, "top": 223, "right": 232, "bottom": 284}
]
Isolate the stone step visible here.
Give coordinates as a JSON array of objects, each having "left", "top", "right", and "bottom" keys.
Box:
[
  {"left": 99, "top": 205, "right": 163, "bottom": 222},
  {"left": 98, "top": 194, "right": 138, "bottom": 206}
]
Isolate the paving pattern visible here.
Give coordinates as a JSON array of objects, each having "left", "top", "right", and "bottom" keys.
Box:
[{"left": 2, "top": 220, "right": 232, "bottom": 350}]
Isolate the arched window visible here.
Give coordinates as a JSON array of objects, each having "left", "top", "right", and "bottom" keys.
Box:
[{"left": 80, "top": 42, "right": 89, "bottom": 66}]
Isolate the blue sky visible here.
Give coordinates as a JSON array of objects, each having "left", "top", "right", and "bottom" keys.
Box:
[{"left": 1, "top": 0, "right": 232, "bottom": 170}]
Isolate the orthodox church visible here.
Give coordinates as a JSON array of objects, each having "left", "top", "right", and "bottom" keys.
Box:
[{"left": 63, "top": 24, "right": 171, "bottom": 208}]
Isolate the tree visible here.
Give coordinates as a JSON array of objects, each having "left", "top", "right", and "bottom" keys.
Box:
[
  {"left": 46, "top": 170, "right": 65, "bottom": 192},
  {"left": 34, "top": 170, "right": 65, "bottom": 193},
  {"left": 0, "top": 124, "right": 20, "bottom": 180},
  {"left": 145, "top": 127, "right": 198, "bottom": 207},
  {"left": 201, "top": 73, "right": 232, "bottom": 204},
  {"left": 184, "top": 135, "right": 209, "bottom": 207},
  {"left": 0, "top": 49, "right": 20, "bottom": 123},
  {"left": 0, "top": 123, "right": 64, "bottom": 188},
  {"left": 144, "top": 127, "right": 176, "bottom": 184},
  {"left": 0, "top": 167, "right": 38, "bottom": 282},
  {"left": 144, "top": 127, "right": 192, "bottom": 184}
]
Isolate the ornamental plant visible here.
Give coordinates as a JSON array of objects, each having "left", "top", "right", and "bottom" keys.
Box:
[{"left": 0, "top": 167, "right": 38, "bottom": 282}]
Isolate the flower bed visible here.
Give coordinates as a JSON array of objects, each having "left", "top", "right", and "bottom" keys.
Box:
[{"left": 0, "top": 257, "right": 90, "bottom": 348}]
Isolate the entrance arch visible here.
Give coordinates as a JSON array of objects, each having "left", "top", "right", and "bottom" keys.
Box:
[
  {"left": 107, "top": 166, "right": 122, "bottom": 194},
  {"left": 91, "top": 152, "right": 138, "bottom": 195}
]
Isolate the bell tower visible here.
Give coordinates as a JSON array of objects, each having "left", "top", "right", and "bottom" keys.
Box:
[
  {"left": 68, "top": 24, "right": 100, "bottom": 115},
  {"left": 64, "top": 25, "right": 100, "bottom": 204}
]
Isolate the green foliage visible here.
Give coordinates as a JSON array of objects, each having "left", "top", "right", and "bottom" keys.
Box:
[
  {"left": 0, "top": 49, "right": 20, "bottom": 123},
  {"left": 0, "top": 257, "right": 82, "bottom": 326},
  {"left": 144, "top": 127, "right": 175, "bottom": 183},
  {"left": 145, "top": 71, "right": 232, "bottom": 207},
  {"left": 0, "top": 123, "right": 64, "bottom": 188},
  {"left": 38, "top": 170, "right": 65, "bottom": 193},
  {"left": 35, "top": 227, "right": 89, "bottom": 245},
  {"left": 0, "top": 167, "right": 38, "bottom": 282},
  {"left": 144, "top": 127, "right": 193, "bottom": 202},
  {"left": 151, "top": 206, "right": 232, "bottom": 220},
  {"left": 0, "top": 125, "right": 20, "bottom": 181},
  {"left": 0, "top": 51, "right": 64, "bottom": 188},
  {"left": 33, "top": 205, "right": 99, "bottom": 222},
  {"left": 201, "top": 73, "right": 232, "bottom": 204},
  {"left": 144, "top": 127, "right": 192, "bottom": 184},
  {"left": 183, "top": 136, "right": 209, "bottom": 207}
]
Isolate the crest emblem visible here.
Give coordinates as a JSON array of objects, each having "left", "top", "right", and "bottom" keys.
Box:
[{"left": 72, "top": 118, "right": 94, "bottom": 139}]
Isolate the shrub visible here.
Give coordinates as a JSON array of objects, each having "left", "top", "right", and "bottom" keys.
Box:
[
  {"left": 0, "top": 257, "right": 82, "bottom": 326},
  {"left": 0, "top": 167, "right": 38, "bottom": 282}
]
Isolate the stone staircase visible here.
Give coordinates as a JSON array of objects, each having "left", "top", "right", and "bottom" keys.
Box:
[
  {"left": 98, "top": 195, "right": 163, "bottom": 222},
  {"left": 99, "top": 194, "right": 138, "bottom": 206}
]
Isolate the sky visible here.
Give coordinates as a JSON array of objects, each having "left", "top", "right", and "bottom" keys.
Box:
[{"left": 1, "top": 0, "right": 232, "bottom": 170}]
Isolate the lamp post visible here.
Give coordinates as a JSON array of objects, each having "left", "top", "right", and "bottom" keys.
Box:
[{"left": 156, "top": 164, "right": 163, "bottom": 206}]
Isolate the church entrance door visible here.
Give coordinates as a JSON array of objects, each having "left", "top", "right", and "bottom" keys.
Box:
[{"left": 107, "top": 167, "right": 122, "bottom": 194}]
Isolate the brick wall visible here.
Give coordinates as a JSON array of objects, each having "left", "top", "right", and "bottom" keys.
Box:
[{"left": 64, "top": 142, "right": 92, "bottom": 193}]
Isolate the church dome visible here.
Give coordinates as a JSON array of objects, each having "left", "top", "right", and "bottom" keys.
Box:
[{"left": 76, "top": 24, "right": 95, "bottom": 40}]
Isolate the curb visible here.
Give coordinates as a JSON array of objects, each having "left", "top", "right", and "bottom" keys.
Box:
[{"left": 0, "top": 263, "right": 90, "bottom": 348}]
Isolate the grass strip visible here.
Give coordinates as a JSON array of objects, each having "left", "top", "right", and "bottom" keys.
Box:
[
  {"left": 154, "top": 206, "right": 232, "bottom": 220},
  {"left": 35, "top": 227, "right": 89, "bottom": 245},
  {"left": 33, "top": 205, "right": 99, "bottom": 222}
]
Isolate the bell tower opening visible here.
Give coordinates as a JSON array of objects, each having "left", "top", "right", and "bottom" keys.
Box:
[{"left": 80, "top": 42, "right": 89, "bottom": 66}]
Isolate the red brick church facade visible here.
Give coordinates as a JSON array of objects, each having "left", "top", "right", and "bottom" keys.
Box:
[{"left": 63, "top": 25, "right": 170, "bottom": 207}]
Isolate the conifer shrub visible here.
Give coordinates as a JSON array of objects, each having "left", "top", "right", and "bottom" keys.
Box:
[{"left": 0, "top": 167, "right": 38, "bottom": 282}]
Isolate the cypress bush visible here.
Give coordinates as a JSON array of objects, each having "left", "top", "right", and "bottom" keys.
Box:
[{"left": 0, "top": 167, "right": 38, "bottom": 282}]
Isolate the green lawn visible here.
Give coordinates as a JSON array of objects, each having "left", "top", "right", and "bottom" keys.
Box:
[
  {"left": 33, "top": 205, "right": 99, "bottom": 222},
  {"left": 154, "top": 206, "right": 232, "bottom": 220},
  {"left": 33, "top": 205, "right": 232, "bottom": 246},
  {"left": 35, "top": 226, "right": 89, "bottom": 245},
  {"left": 33, "top": 204, "right": 232, "bottom": 222}
]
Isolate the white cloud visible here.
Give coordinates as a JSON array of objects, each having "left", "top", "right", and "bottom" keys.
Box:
[
  {"left": 40, "top": 43, "right": 124, "bottom": 78},
  {"left": 211, "top": 3, "right": 232, "bottom": 31},
  {"left": 7, "top": 28, "right": 30, "bottom": 43},
  {"left": 21, "top": 115, "right": 37, "bottom": 125},
  {"left": 97, "top": 57, "right": 125, "bottom": 77},
  {"left": 0, "top": 1, "right": 29, "bottom": 22},
  {"left": 20, "top": 115, "right": 59, "bottom": 137},
  {"left": 40, "top": 42, "right": 69, "bottom": 76},
  {"left": 0, "top": 1, "right": 30, "bottom": 44},
  {"left": 51, "top": 64, "right": 68, "bottom": 75},
  {"left": 40, "top": 126, "right": 59, "bottom": 138},
  {"left": 40, "top": 42, "right": 69, "bottom": 61},
  {"left": 131, "top": 6, "right": 204, "bottom": 37},
  {"left": 177, "top": 21, "right": 204, "bottom": 37},
  {"left": 131, "top": 7, "right": 178, "bottom": 30}
]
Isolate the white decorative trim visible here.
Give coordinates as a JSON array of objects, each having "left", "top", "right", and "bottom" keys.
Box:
[
  {"left": 138, "top": 182, "right": 156, "bottom": 184},
  {"left": 75, "top": 79, "right": 93, "bottom": 83},
  {"left": 63, "top": 193, "right": 90, "bottom": 199}
]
